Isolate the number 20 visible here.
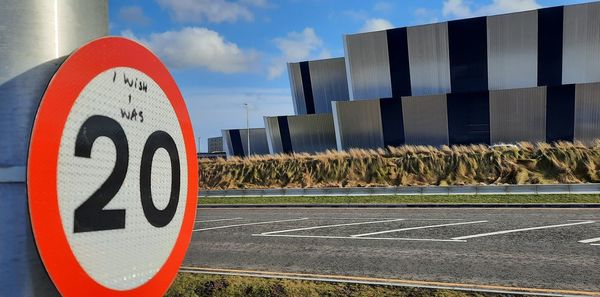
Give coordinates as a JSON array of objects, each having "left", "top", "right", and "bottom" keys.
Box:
[{"left": 73, "top": 115, "right": 181, "bottom": 233}]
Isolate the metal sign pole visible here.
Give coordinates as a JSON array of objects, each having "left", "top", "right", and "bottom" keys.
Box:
[{"left": 0, "top": 1, "right": 107, "bottom": 296}]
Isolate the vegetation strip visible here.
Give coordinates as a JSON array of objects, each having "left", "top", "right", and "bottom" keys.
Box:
[
  {"left": 170, "top": 267, "right": 600, "bottom": 297},
  {"left": 198, "top": 194, "right": 600, "bottom": 205},
  {"left": 200, "top": 142, "right": 600, "bottom": 190}
]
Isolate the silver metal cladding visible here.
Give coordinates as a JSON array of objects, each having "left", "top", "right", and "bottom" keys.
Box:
[
  {"left": 308, "top": 58, "right": 350, "bottom": 113},
  {"left": 489, "top": 87, "right": 547, "bottom": 143},
  {"left": 407, "top": 22, "right": 452, "bottom": 96},
  {"left": 401, "top": 94, "right": 449, "bottom": 146},
  {"left": 332, "top": 100, "right": 384, "bottom": 150},
  {"left": 344, "top": 32, "right": 392, "bottom": 100},
  {"left": 562, "top": 2, "right": 600, "bottom": 85},
  {"left": 486, "top": 10, "right": 538, "bottom": 90},
  {"left": 574, "top": 82, "right": 600, "bottom": 145},
  {"left": 287, "top": 114, "right": 337, "bottom": 154}
]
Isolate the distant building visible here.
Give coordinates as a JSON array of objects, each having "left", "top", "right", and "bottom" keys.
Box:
[
  {"left": 207, "top": 136, "right": 223, "bottom": 153},
  {"left": 222, "top": 128, "right": 270, "bottom": 157},
  {"left": 220, "top": 2, "right": 600, "bottom": 155}
]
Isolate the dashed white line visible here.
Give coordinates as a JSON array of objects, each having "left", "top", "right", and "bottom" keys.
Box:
[
  {"left": 578, "top": 237, "right": 600, "bottom": 244},
  {"left": 253, "top": 234, "right": 465, "bottom": 242},
  {"left": 452, "top": 221, "right": 596, "bottom": 240},
  {"left": 195, "top": 217, "right": 243, "bottom": 223},
  {"left": 351, "top": 220, "right": 488, "bottom": 237},
  {"left": 193, "top": 218, "right": 308, "bottom": 232},
  {"left": 259, "top": 219, "right": 405, "bottom": 235}
]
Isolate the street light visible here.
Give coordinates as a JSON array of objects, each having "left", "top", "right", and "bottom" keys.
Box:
[{"left": 244, "top": 103, "right": 250, "bottom": 156}]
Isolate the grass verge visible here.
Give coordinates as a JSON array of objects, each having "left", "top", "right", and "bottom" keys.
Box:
[
  {"left": 198, "top": 194, "right": 600, "bottom": 205},
  {"left": 167, "top": 273, "right": 524, "bottom": 297}
]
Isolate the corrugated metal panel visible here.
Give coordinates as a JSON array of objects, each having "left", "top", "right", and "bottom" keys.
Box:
[
  {"left": 574, "top": 83, "right": 600, "bottom": 145},
  {"left": 407, "top": 22, "right": 451, "bottom": 96},
  {"left": 287, "top": 114, "right": 337, "bottom": 153},
  {"left": 343, "top": 31, "right": 392, "bottom": 100},
  {"left": 287, "top": 63, "right": 306, "bottom": 115},
  {"left": 221, "top": 130, "right": 234, "bottom": 157},
  {"left": 563, "top": 2, "right": 600, "bottom": 85},
  {"left": 308, "top": 57, "right": 350, "bottom": 113},
  {"left": 332, "top": 100, "right": 384, "bottom": 150},
  {"left": 401, "top": 94, "right": 449, "bottom": 146},
  {"left": 487, "top": 10, "right": 538, "bottom": 90},
  {"left": 489, "top": 87, "right": 547, "bottom": 144},
  {"left": 207, "top": 137, "right": 223, "bottom": 153},
  {"left": 242, "top": 128, "right": 269, "bottom": 156},
  {"left": 447, "top": 91, "right": 490, "bottom": 145},
  {"left": 264, "top": 117, "right": 283, "bottom": 154}
]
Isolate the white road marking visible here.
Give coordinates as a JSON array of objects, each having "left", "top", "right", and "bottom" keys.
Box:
[
  {"left": 253, "top": 234, "right": 465, "bottom": 242},
  {"left": 195, "top": 217, "right": 243, "bottom": 223},
  {"left": 591, "top": 244, "right": 600, "bottom": 246},
  {"left": 452, "top": 221, "right": 596, "bottom": 240},
  {"left": 259, "top": 219, "right": 405, "bottom": 235},
  {"left": 351, "top": 220, "right": 488, "bottom": 237},
  {"left": 578, "top": 237, "right": 600, "bottom": 244},
  {"left": 193, "top": 218, "right": 308, "bottom": 232},
  {"left": 310, "top": 217, "right": 465, "bottom": 221}
]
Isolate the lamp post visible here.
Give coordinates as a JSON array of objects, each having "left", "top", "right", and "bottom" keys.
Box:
[{"left": 244, "top": 103, "right": 250, "bottom": 156}]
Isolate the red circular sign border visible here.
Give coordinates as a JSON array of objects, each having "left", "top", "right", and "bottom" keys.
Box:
[{"left": 27, "top": 37, "right": 198, "bottom": 296}]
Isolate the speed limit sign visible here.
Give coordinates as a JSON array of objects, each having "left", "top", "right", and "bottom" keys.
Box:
[{"left": 27, "top": 37, "right": 198, "bottom": 296}]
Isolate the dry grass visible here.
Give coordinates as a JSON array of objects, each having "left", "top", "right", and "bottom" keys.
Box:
[
  {"left": 167, "top": 273, "right": 503, "bottom": 297},
  {"left": 199, "top": 141, "right": 600, "bottom": 190}
]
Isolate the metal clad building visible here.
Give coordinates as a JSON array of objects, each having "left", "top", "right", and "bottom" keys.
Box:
[
  {"left": 407, "top": 22, "right": 451, "bottom": 96},
  {"left": 489, "top": 87, "right": 547, "bottom": 143},
  {"left": 574, "top": 83, "right": 600, "bottom": 145},
  {"left": 332, "top": 100, "right": 384, "bottom": 150},
  {"left": 222, "top": 128, "right": 269, "bottom": 157},
  {"left": 344, "top": 31, "right": 392, "bottom": 100},
  {"left": 288, "top": 57, "right": 349, "bottom": 114},
  {"left": 265, "top": 114, "right": 336, "bottom": 154},
  {"left": 217, "top": 3, "right": 600, "bottom": 156},
  {"left": 402, "top": 95, "right": 449, "bottom": 146},
  {"left": 563, "top": 3, "right": 600, "bottom": 85},
  {"left": 486, "top": 10, "right": 538, "bottom": 90},
  {"left": 207, "top": 137, "right": 223, "bottom": 153},
  {"left": 343, "top": 2, "right": 600, "bottom": 99}
]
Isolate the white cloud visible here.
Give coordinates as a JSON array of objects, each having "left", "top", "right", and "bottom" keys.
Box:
[
  {"left": 267, "top": 28, "right": 330, "bottom": 79},
  {"left": 122, "top": 27, "right": 259, "bottom": 73},
  {"left": 359, "top": 18, "right": 394, "bottom": 33},
  {"left": 156, "top": 0, "right": 266, "bottom": 23},
  {"left": 443, "top": 0, "right": 541, "bottom": 18},
  {"left": 119, "top": 5, "right": 151, "bottom": 26}
]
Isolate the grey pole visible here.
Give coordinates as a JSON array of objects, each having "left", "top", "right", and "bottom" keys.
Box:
[
  {"left": 244, "top": 102, "right": 251, "bottom": 156},
  {"left": 0, "top": 1, "right": 108, "bottom": 296}
]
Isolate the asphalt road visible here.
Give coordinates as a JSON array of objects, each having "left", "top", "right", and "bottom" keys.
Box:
[{"left": 184, "top": 208, "right": 600, "bottom": 294}]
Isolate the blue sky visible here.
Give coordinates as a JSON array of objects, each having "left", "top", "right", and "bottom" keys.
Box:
[{"left": 109, "top": 0, "right": 590, "bottom": 152}]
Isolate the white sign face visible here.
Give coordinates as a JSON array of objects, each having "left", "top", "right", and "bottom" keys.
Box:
[{"left": 56, "top": 67, "right": 188, "bottom": 290}]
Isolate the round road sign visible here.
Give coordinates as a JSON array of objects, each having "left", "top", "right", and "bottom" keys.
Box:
[{"left": 27, "top": 37, "right": 198, "bottom": 296}]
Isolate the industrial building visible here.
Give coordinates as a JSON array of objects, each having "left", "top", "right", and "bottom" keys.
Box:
[
  {"left": 222, "top": 128, "right": 269, "bottom": 157},
  {"left": 207, "top": 136, "right": 224, "bottom": 153},
  {"left": 264, "top": 114, "right": 337, "bottom": 154},
  {"left": 222, "top": 2, "right": 600, "bottom": 157}
]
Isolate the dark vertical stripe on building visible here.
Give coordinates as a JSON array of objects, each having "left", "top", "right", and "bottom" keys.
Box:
[
  {"left": 546, "top": 84, "right": 575, "bottom": 142},
  {"left": 448, "top": 17, "right": 488, "bottom": 93},
  {"left": 538, "top": 6, "right": 564, "bottom": 86},
  {"left": 379, "top": 97, "right": 405, "bottom": 147},
  {"left": 299, "top": 61, "right": 316, "bottom": 114},
  {"left": 277, "top": 116, "right": 293, "bottom": 153},
  {"left": 229, "top": 130, "right": 245, "bottom": 157},
  {"left": 387, "top": 28, "right": 412, "bottom": 97},
  {"left": 447, "top": 91, "right": 490, "bottom": 145}
]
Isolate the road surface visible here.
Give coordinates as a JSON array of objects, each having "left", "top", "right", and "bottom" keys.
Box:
[{"left": 184, "top": 207, "right": 600, "bottom": 295}]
